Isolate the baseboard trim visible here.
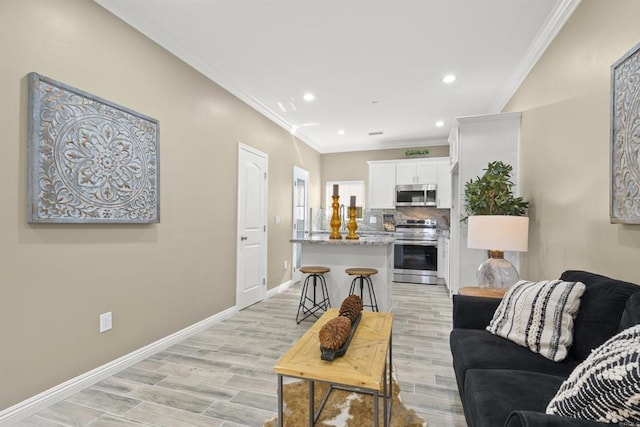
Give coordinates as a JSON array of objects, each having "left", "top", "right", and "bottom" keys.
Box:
[
  {"left": 266, "top": 279, "right": 294, "bottom": 298},
  {"left": 0, "top": 278, "right": 297, "bottom": 425},
  {"left": 0, "top": 304, "right": 239, "bottom": 425}
]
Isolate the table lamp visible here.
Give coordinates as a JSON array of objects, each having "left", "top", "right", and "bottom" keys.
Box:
[{"left": 467, "top": 215, "right": 529, "bottom": 288}]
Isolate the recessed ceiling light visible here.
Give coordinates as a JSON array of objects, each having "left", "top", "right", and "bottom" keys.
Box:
[
  {"left": 435, "top": 120, "right": 445, "bottom": 127},
  {"left": 337, "top": 129, "right": 345, "bottom": 135},
  {"left": 443, "top": 74, "right": 456, "bottom": 84},
  {"left": 303, "top": 93, "right": 315, "bottom": 102}
]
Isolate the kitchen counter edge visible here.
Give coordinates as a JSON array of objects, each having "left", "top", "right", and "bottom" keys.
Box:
[{"left": 289, "top": 235, "right": 395, "bottom": 246}]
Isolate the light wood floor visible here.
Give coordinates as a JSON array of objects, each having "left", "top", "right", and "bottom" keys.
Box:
[{"left": 15, "top": 283, "right": 466, "bottom": 426}]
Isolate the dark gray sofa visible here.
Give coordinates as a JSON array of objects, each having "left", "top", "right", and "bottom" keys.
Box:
[{"left": 449, "top": 270, "right": 640, "bottom": 426}]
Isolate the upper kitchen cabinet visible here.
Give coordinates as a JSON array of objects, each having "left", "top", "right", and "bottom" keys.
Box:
[
  {"left": 368, "top": 157, "right": 451, "bottom": 209},
  {"left": 448, "top": 124, "right": 460, "bottom": 168},
  {"left": 368, "top": 161, "right": 396, "bottom": 209},
  {"left": 396, "top": 159, "right": 438, "bottom": 185},
  {"left": 436, "top": 160, "right": 452, "bottom": 208}
]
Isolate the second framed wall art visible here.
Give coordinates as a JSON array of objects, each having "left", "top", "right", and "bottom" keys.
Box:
[{"left": 611, "top": 42, "right": 640, "bottom": 224}]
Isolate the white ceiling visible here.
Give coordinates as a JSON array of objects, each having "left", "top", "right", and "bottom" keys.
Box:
[{"left": 96, "top": 0, "right": 580, "bottom": 153}]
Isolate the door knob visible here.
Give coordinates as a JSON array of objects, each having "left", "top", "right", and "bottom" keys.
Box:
[{"left": 241, "top": 236, "right": 248, "bottom": 241}]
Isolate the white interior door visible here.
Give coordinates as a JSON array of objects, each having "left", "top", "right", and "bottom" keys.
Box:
[
  {"left": 236, "top": 143, "right": 268, "bottom": 310},
  {"left": 292, "top": 166, "right": 309, "bottom": 283}
]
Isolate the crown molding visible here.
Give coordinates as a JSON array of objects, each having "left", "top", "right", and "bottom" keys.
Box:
[
  {"left": 96, "top": 0, "right": 576, "bottom": 154},
  {"left": 491, "top": 0, "right": 582, "bottom": 112},
  {"left": 321, "top": 137, "right": 449, "bottom": 154},
  {"left": 455, "top": 111, "right": 522, "bottom": 125},
  {"left": 94, "top": 0, "right": 310, "bottom": 146}
]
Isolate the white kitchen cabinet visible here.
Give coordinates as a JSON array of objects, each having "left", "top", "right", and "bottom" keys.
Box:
[
  {"left": 396, "top": 160, "right": 438, "bottom": 185},
  {"left": 396, "top": 162, "right": 418, "bottom": 185},
  {"left": 448, "top": 112, "right": 522, "bottom": 295},
  {"left": 436, "top": 160, "right": 451, "bottom": 208},
  {"left": 416, "top": 161, "right": 438, "bottom": 183},
  {"left": 448, "top": 125, "right": 460, "bottom": 168},
  {"left": 437, "top": 236, "right": 445, "bottom": 278},
  {"left": 367, "top": 161, "right": 396, "bottom": 209},
  {"left": 437, "top": 235, "right": 450, "bottom": 288},
  {"left": 443, "top": 237, "right": 450, "bottom": 288},
  {"left": 369, "top": 157, "right": 450, "bottom": 209}
]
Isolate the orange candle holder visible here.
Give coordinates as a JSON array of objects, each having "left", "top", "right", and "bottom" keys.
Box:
[
  {"left": 346, "top": 207, "right": 359, "bottom": 240},
  {"left": 329, "top": 195, "right": 342, "bottom": 239}
]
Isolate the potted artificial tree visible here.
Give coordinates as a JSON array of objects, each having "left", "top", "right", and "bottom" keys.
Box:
[{"left": 463, "top": 161, "right": 529, "bottom": 288}]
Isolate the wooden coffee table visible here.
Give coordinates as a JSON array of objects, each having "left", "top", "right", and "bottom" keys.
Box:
[{"left": 274, "top": 308, "right": 394, "bottom": 426}]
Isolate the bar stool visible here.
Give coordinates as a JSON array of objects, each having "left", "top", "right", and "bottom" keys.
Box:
[
  {"left": 296, "top": 266, "right": 331, "bottom": 323},
  {"left": 346, "top": 267, "right": 379, "bottom": 312}
]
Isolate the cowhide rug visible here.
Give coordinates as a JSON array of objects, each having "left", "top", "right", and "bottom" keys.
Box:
[{"left": 263, "top": 377, "right": 427, "bottom": 427}]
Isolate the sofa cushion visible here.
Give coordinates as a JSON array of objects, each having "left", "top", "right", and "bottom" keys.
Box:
[
  {"left": 486, "top": 280, "right": 586, "bottom": 361},
  {"left": 450, "top": 328, "right": 580, "bottom": 398},
  {"left": 560, "top": 270, "right": 640, "bottom": 360},
  {"left": 464, "top": 369, "right": 565, "bottom": 427},
  {"left": 620, "top": 292, "right": 640, "bottom": 330},
  {"left": 546, "top": 324, "right": 640, "bottom": 424}
]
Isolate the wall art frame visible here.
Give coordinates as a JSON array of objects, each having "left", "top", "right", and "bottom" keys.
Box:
[
  {"left": 27, "top": 72, "right": 160, "bottom": 224},
  {"left": 611, "top": 42, "right": 640, "bottom": 224}
]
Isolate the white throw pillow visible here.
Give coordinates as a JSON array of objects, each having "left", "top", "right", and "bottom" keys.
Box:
[
  {"left": 546, "top": 324, "right": 640, "bottom": 424},
  {"left": 486, "top": 280, "right": 586, "bottom": 361}
]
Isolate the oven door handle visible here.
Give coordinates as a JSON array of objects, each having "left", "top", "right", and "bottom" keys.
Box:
[{"left": 395, "top": 240, "right": 438, "bottom": 247}]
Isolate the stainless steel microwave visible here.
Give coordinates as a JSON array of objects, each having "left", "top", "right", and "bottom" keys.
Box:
[{"left": 395, "top": 184, "right": 437, "bottom": 207}]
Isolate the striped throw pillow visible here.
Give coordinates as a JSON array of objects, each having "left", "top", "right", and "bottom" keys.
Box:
[
  {"left": 486, "top": 280, "right": 586, "bottom": 361},
  {"left": 546, "top": 324, "right": 640, "bottom": 424}
]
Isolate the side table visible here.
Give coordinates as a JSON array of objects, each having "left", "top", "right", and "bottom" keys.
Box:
[{"left": 458, "top": 286, "right": 509, "bottom": 299}]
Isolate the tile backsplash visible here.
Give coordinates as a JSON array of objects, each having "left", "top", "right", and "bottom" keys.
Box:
[{"left": 311, "top": 206, "right": 450, "bottom": 232}]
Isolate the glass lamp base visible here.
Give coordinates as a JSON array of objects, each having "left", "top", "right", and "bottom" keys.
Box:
[{"left": 477, "top": 257, "right": 519, "bottom": 288}]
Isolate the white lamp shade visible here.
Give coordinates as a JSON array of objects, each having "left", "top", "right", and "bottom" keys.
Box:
[{"left": 467, "top": 215, "right": 529, "bottom": 252}]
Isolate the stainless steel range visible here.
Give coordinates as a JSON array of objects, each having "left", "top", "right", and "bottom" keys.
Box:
[{"left": 393, "top": 219, "right": 439, "bottom": 285}]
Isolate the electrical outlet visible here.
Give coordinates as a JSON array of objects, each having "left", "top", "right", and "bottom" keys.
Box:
[
  {"left": 369, "top": 216, "right": 377, "bottom": 224},
  {"left": 284, "top": 260, "right": 288, "bottom": 270},
  {"left": 100, "top": 312, "right": 112, "bottom": 333}
]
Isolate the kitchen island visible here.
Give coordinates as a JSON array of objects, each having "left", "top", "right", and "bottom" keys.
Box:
[{"left": 290, "top": 233, "right": 395, "bottom": 312}]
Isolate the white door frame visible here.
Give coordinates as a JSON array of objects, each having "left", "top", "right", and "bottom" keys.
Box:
[
  {"left": 292, "top": 166, "right": 309, "bottom": 284},
  {"left": 236, "top": 143, "right": 268, "bottom": 310}
]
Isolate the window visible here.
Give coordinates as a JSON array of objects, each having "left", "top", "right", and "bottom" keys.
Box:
[{"left": 326, "top": 180, "right": 365, "bottom": 220}]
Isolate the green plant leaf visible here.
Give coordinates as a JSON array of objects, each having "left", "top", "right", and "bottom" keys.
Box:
[{"left": 461, "top": 161, "right": 528, "bottom": 222}]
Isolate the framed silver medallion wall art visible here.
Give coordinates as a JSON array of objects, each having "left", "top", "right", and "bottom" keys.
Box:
[
  {"left": 611, "top": 42, "right": 640, "bottom": 224},
  {"left": 27, "top": 73, "right": 160, "bottom": 223}
]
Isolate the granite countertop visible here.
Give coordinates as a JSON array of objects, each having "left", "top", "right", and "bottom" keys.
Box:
[
  {"left": 289, "top": 234, "right": 395, "bottom": 246},
  {"left": 306, "top": 230, "right": 395, "bottom": 236}
]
